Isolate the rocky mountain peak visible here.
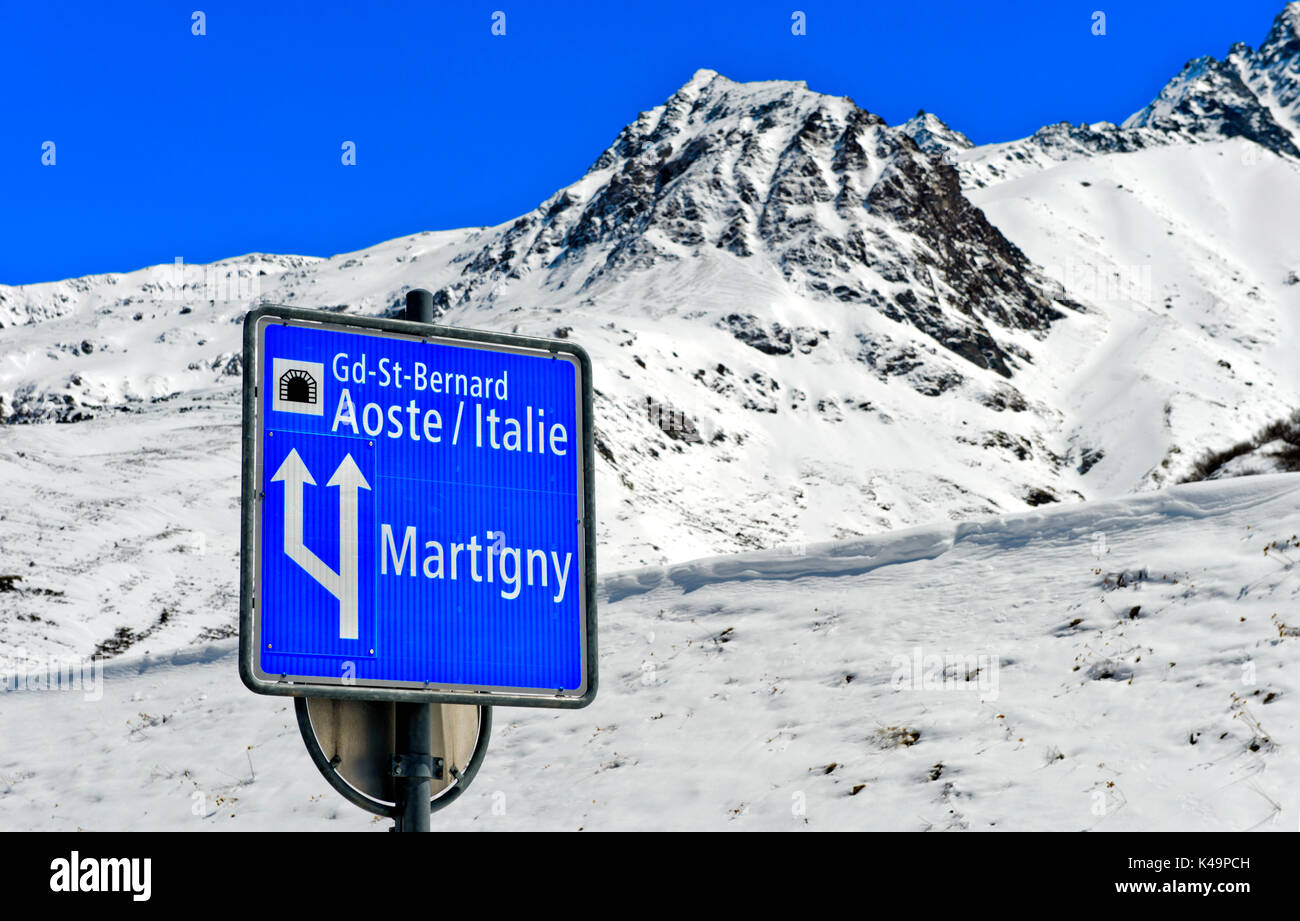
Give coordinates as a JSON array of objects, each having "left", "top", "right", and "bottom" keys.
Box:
[
  {"left": 899, "top": 110, "right": 974, "bottom": 160},
  {"left": 447, "top": 72, "right": 1077, "bottom": 383},
  {"left": 1122, "top": 4, "right": 1300, "bottom": 157}
]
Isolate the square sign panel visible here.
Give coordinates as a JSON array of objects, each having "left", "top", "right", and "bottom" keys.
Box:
[{"left": 239, "top": 305, "right": 597, "bottom": 708}]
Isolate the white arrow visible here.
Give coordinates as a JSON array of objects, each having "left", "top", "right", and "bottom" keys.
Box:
[
  {"left": 325, "top": 452, "right": 370, "bottom": 641},
  {"left": 271, "top": 449, "right": 369, "bottom": 640}
]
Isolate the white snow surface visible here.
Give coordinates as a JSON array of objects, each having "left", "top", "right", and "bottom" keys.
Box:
[
  {"left": 1, "top": 472, "right": 1297, "bottom": 830},
  {"left": 968, "top": 138, "right": 1300, "bottom": 495}
]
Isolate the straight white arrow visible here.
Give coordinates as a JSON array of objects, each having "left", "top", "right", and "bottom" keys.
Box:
[
  {"left": 271, "top": 448, "right": 369, "bottom": 640},
  {"left": 326, "top": 452, "right": 371, "bottom": 640}
]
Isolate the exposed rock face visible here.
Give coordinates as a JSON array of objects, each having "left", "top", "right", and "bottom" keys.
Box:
[
  {"left": 1124, "top": 48, "right": 1300, "bottom": 158},
  {"left": 720, "top": 314, "right": 822, "bottom": 356}
]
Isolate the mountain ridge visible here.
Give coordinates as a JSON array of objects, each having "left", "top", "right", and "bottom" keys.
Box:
[{"left": 942, "top": 2, "right": 1300, "bottom": 188}]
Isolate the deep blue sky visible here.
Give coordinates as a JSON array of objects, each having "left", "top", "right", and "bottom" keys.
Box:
[{"left": 1, "top": 1, "right": 1290, "bottom": 284}]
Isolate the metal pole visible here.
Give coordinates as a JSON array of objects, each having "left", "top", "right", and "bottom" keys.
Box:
[
  {"left": 395, "top": 287, "right": 436, "bottom": 832},
  {"left": 394, "top": 702, "right": 433, "bottom": 832},
  {"left": 406, "top": 288, "right": 434, "bottom": 324}
]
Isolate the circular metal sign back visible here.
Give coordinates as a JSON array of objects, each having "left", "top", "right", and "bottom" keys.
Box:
[{"left": 296, "top": 697, "right": 491, "bottom": 817}]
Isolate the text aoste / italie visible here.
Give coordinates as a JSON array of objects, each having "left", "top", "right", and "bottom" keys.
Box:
[{"left": 328, "top": 351, "right": 569, "bottom": 455}]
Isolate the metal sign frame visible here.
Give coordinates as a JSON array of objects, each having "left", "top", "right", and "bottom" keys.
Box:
[{"left": 238, "top": 304, "right": 598, "bottom": 708}]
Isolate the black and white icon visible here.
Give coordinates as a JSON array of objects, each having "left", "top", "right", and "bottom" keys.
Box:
[
  {"left": 280, "top": 368, "right": 318, "bottom": 404},
  {"left": 271, "top": 358, "right": 326, "bottom": 416}
]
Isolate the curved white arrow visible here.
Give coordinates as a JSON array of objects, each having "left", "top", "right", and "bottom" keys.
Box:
[{"left": 271, "top": 449, "right": 370, "bottom": 639}]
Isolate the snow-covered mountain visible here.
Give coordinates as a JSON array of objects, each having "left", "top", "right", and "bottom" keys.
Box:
[
  {"left": 0, "top": 72, "right": 1093, "bottom": 581},
  {"left": 2, "top": 4, "right": 1300, "bottom": 665}
]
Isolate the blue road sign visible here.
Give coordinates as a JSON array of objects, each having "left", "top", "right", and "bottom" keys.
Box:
[{"left": 239, "top": 306, "right": 596, "bottom": 707}]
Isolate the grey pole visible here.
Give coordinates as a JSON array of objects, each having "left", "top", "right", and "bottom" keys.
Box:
[
  {"left": 394, "top": 702, "right": 433, "bottom": 832},
  {"left": 406, "top": 288, "right": 435, "bottom": 324},
  {"left": 395, "top": 287, "right": 436, "bottom": 833}
]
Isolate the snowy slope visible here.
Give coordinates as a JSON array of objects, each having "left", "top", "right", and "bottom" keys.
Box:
[
  {"left": 0, "top": 396, "right": 242, "bottom": 663},
  {"left": 969, "top": 139, "right": 1300, "bottom": 494},
  {"left": 2, "top": 473, "right": 1297, "bottom": 831}
]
